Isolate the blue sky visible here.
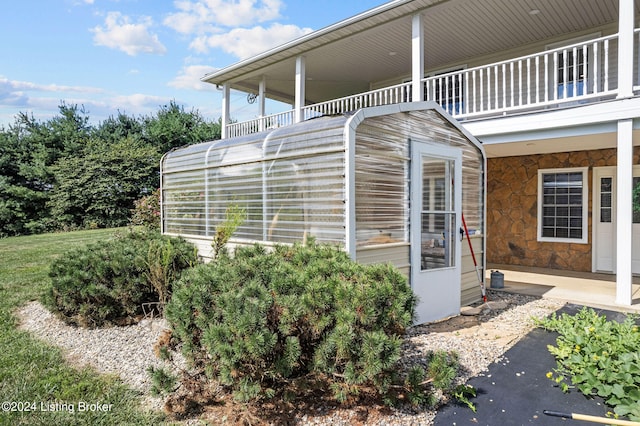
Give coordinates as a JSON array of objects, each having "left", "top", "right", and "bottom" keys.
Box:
[{"left": 0, "top": 0, "right": 384, "bottom": 128}]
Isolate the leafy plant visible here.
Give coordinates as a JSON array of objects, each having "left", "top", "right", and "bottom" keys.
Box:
[
  {"left": 211, "top": 203, "right": 246, "bottom": 259},
  {"left": 145, "top": 236, "right": 198, "bottom": 313},
  {"left": 537, "top": 307, "right": 640, "bottom": 421},
  {"left": 130, "top": 189, "right": 160, "bottom": 230},
  {"left": 49, "top": 137, "right": 161, "bottom": 230}
]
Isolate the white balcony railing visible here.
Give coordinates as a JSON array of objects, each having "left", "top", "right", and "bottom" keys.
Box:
[
  {"left": 227, "top": 110, "right": 294, "bottom": 139},
  {"left": 227, "top": 32, "right": 633, "bottom": 138},
  {"left": 303, "top": 82, "right": 412, "bottom": 118},
  {"left": 425, "top": 33, "right": 619, "bottom": 119}
]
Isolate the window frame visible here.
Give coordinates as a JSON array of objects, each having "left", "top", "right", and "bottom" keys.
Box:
[{"left": 537, "top": 167, "right": 589, "bottom": 244}]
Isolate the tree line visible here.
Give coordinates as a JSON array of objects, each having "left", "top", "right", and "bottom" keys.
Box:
[{"left": 0, "top": 101, "right": 221, "bottom": 237}]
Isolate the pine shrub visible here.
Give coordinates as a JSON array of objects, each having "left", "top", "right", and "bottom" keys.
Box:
[
  {"left": 165, "top": 241, "right": 417, "bottom": 403},
  {"left": 46, "top": 230, "right": 198, "bottom": 327}
]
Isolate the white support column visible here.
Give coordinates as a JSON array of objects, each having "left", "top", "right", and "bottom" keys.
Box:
[
  {"left": 616, "top": 118, "right": 633, "bottom": 305},
  {"left": 412, "top": 13, "right": 424, "bottom": 102},
  {"left": 617, "top": 0, "right": 634, "bottom": 98},
  {"left": 221, "top": 83, "right": 230, "bottom": 139},
  {"left": 295, "top": 56, "right": 306, "bottom": 123},
  {"left": 258, "top": 76, "right": 266, "bottom": 131}
]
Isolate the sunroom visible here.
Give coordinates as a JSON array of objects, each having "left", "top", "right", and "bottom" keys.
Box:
[{"left": 161, "top": 102, "right": 486, "bottom": 324}]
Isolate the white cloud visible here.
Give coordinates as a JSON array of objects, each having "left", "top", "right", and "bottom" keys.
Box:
[
  {"left": 111, "top": 93, "right": 170, "bottom": 109},
  {"left": 0, "top": 76, "right": 103, "bottom": 97},
  {"left": 164, "top": 0, "right": 284, "bottom": 33},
  {"left": 0, "top": 75, "right": 172, "bottom": 126},
  {"left": 92, "top": 12, "right": 167, "bottom": 56},
  {"left": 169, "top": 65, "right": 219, "bottom": 90},
  {"left": 191, "top": 23, "right": 312, "bottom": 58}
]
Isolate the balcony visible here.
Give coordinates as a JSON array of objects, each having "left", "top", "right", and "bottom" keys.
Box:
[{"left": 226, "top": 31, "right": 640, "bottom": 139}]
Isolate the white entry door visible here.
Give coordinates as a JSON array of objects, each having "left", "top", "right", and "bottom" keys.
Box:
[
  {"left": 411, "top": 142, "right": 462, "bottom": 324},
  {"left": 593, "top": 166, "right": 640, "bottom": 274}
]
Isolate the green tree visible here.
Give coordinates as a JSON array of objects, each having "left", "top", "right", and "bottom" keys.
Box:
[
  {"left": 92, "top": 112, "right": 144, "bottom": 145},
  {"left": 49, "top": 138, "right": 160, "bottom": 229},
  {"left": 0, "top": 104, "right": 92, "bottom": 236},
  {"left": 142, "top": 101, "right": 220, "bottom": 153},
  {"left": 0, "top": 101, "right": 220, "bottom": 236}
]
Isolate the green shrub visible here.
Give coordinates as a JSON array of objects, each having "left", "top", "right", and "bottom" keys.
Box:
[
  {"left": 130, "top": 189, "right": 161, "bottom": 230},
  {"left": 165, "top": 241, "right": 418, "bottom": 403},
  {"left": 46, "top": 230, "right": 198, "bottom": 327}
]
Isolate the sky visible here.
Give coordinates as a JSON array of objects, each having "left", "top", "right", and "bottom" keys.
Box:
[{"left": 0, "top": 0, "right": 385, "bottom": 128}]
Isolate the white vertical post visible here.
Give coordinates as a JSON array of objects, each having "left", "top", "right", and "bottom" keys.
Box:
[
  {"left": 295, "top": 56, "right": 306, "bottom": 123},
  {"left": 258, "top": 76, "right": 266, "bottom": 131},
  {"left": 221, "top": 82, "right": 230, "bottom": 139},
  {"left": 412, "top": 13, "right": 424, "bottom": 102},
  {"left": 616, "top": 118, "right": 633, "bottom": 305},
  {"left": 344, "top": 119, "right": 358, "bottom": 260},
  {"left": 618, "top": 0, "right": 634, "bottom": 98}
]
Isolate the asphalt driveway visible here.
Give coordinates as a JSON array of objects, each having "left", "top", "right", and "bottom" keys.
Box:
[{"left": 433, "top": 304, "right": 624, "bottom": 426}]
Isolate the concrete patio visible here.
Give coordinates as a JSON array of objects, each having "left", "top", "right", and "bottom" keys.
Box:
[{"left": 486, "top": 264, "right": 640, "bottom": 314}]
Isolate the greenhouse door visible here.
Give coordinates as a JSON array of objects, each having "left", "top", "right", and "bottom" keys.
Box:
[{"left": 411, "top": 143, "right": 462, "bottom": 324}]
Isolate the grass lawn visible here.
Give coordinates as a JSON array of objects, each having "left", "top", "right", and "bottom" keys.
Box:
[{"left": 0, "top": 228, "right": 168, "bottom": 426}]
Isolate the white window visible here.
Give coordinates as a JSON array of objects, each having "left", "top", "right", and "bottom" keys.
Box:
[{"left": 537, "top": 167, "right": 588, "bottom": 243}]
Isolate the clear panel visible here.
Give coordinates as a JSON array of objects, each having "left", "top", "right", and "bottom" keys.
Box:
[
  {"left": 354, "top": 123, "right": 410, "bottom": 246},
  {"left": 421, "top": 157, "right": 455, "bottom": 271},
  {"left": 209, "top": 164, "right": 263, "bottom": 240},
  {"left": 162, "top": 170, "right": 206, "bottom": 235},
  {"left": 266, "top": 153, "right": 345, "bottom": 243},
  {"left": 161, "top": 115, "right": 347, "bottom": 244}
]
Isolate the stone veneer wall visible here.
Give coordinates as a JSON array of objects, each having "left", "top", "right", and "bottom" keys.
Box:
[{"left": 487, "top": 147, "right": 640, "bottom": 272}]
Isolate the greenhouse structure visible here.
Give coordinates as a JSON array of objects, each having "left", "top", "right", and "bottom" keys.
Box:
[{"left": 161, "top": 102, "right": 486, "bottom": 323}]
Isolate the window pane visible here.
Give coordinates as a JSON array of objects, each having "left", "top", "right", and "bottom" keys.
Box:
[
  {"left": 540, "top": 171, "right": 584, "bottom": 240},
  {"left": 570, "top": 206, "right": 582, "bottom": 217},
  {"left": 569, "top": 229, "right": 582, "bottom": 239},
  {"left": 421, "top": 212, "right": 455, "bottom": 270}
]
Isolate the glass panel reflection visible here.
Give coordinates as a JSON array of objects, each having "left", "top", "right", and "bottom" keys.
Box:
[{"left": 420, "top": 156, "right": 455, "bottom": 271}]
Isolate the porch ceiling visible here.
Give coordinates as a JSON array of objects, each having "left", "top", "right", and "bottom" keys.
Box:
[
  {"left": 203, "top": 0, "right": 634, "bottom": 105},
  {"left": 481, "top": 129, "right": 640, "bottom": 158}
]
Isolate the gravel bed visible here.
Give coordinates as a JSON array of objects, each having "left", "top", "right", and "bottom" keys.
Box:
[
  {"left": 16, "top": 291, "right": 565, "bottom": 425},
  {"left": 15, "top": 302, "right": 185, "bottom": 412}
]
